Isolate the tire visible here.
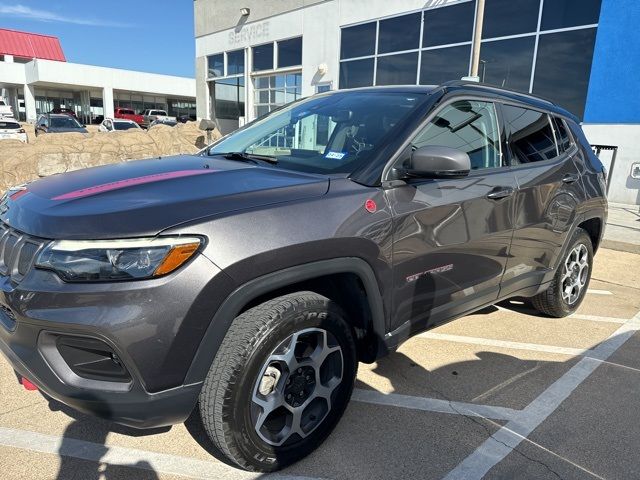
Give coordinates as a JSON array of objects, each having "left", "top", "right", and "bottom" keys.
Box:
[
  {"left": 532, "top": 227, "right": 594, "bottom": 318},
  {"left": 198, "top": 291, "right": 357, "bottom": 472}
]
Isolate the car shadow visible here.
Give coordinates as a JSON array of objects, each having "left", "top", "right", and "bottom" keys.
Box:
[{"left": 45, "top": 396, "right": 165, "bottom": 480}]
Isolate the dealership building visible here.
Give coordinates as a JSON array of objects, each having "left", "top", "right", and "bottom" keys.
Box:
[
  {"left": 194, "top": 0, "right": 640, "bottom": 205},
  {"left": 0, "top": 28, "right": 196, "bottom": 125}
]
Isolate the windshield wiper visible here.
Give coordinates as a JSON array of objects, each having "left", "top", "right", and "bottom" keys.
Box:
[{"left": 219, "top": 151, "right": 278, "bottom": 165}]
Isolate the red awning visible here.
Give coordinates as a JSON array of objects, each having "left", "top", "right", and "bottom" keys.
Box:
[{"left": 0, "top": 28, "right": 66, "bottom": 62}]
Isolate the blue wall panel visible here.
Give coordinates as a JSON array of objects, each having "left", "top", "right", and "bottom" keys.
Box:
[{"left": 584, "top": 0, "right": 640, "bottom": 123}]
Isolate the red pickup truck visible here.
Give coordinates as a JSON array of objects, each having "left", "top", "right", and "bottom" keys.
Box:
[{"left": 114, "top": 108, "right": 144, "bottom": 126}]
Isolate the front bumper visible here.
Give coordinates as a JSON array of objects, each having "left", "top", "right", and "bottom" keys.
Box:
[{"left": 0, "top": 253, "right": 233, "bottom": 428}]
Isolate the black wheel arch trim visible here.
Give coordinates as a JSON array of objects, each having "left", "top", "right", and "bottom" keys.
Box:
[{"left": 184, "top": 257, "right": 387, "bottom": 385}]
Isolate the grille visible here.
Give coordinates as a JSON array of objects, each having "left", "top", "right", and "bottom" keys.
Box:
[{"left": 0, "top": 223, "right": 46, "bottom": 282}]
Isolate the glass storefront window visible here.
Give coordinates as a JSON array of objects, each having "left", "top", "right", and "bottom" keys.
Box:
[
  {"left": 227, "top": 49, "right": 244, "bottom": 76},
  {"left": 532, "top": 28, "right": 597, "bottom": 119},
  {"left": 277, "top": 37, "right": 302, "bottom": 68},
  {"left": 340, "top": 22, "right": 376, "bottom": 59},
  {"left": 376, "top": 52, "right": 419, "bottom": 85},
  {"left": 423, "top": 1, "right": 475, "bottom": 47},
  {"left": 253, "top": 72, "right": 302, "bottom": 118},
  {"left": 541, "top": 0, "right": 601, "bottom": 31},
  {"left": 339, "top": 58, "right": 374, "bottom": 89},
  {"left": 207, "top": 54, "right": 224, "bottom": 78},
  {"left": 378, "top": 13, "right": 421, "bottom": 54},
  {"left": 480, "top": 36, "right": 536, "bottom": 92},
  {"left": 252, "top": 43, "right": 274, "bottom": 72},
  {"left": 212, "top": 77, "right": 245, "bottom": 120},
  {"left": 420, "top": 45, "right": 471, "bottom": 85},
  {"left": 483, "top": 0, "right": 540, "bottom": 39}
]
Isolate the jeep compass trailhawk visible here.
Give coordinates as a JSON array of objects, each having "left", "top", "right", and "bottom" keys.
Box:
[{"left": 0, "top": 82, "right": 607, "bottom": 471}]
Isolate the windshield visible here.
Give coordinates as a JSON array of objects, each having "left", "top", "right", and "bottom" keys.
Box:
[
  {"left": 113, "top": 122, "right": 138, "bottom": 130},
  {"left": 50, "top": 116, "right": 83, "bottom": 129},
  {"left": 208, "top": 91, "right": 429, "bottom": 175}
]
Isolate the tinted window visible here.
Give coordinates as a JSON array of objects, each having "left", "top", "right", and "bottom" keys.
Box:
[
  {"left": 532, "top": 28, "right": 597, "bottom": 119},
  {"left": 50, "top": 116, "right": 82, "bottom": 129},
  {"left": 278, "top": 37, "right": 302, "bottom": 68},
  {"left": 420, "top": 45, "right": 470, "bottom": 85},
  {"left": 541, "top": 0, "right": 601, "bottom": 30},
  {"left": 207, "top": 54, "right": 224, "bottom": 77},
  {"left": 227, "top": 49, "right": 244, "bottom": 75},
  {"left": 423, "top": 1, "right": 475, "bottom": 47},
  {"left": 341, "top": 23, "right": 376, "bottom": 59},
  {"left": 0, "top": 122, "right": 20, "bottom": 129},
  {"left": 339, "top": 59, "right": 374, "bottom": 88},
  {"left": 412, "top": 100, "right": 502, "bottom": 170},
  {"left": 483, "top": 0, "right": 540, "bottom": 38},
  {"left": 553, "top": 117, "right": 573, "bottom": 153},
  {"left": 252, "top": 43, "right": 274, "bottom": 72},
  {"left": 503, "top": 105, "right": 558, "bottom": 164},
  {"left": 376, "top": 52, "right": 419, "bottom": 85},
  {"left": 378, "top": 13, "right": 421, "bottom": 54},
  {"left": 480, "top": 37, "right": 535, "bottom": 92}
]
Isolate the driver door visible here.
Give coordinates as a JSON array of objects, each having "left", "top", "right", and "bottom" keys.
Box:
[{"left": 385, "top": 99, "right": 517, "bottom": 335}]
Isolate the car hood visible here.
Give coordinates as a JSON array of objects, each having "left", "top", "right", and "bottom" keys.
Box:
[
  {"left": 48, "top": 127, "right": 88, "bottom": 134},
  {"left": 0, "top": 155, "right": 329, "bottom": 239}
]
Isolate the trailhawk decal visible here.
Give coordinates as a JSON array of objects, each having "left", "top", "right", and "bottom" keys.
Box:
[
  {"left": 406, "top": 264, "right": 454, "bottom": 283},
  {"left": 52, "top": 169, "right": 217, "bottom": 201}
]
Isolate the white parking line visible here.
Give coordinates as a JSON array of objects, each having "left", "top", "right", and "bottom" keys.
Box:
[
  {"left": 569, "top": 313, "right": 628, "bottom": 324},
  {"left": 442, "top": 310, "right": 640, "bottom": 480},
  {"left": 352, "top": 389, "right": 520, "bottom": 421},
  {"left": 418, "top": 332, "right": 587, "bottom": 356},
  {"left": 587, "top": 289, "right": 613, "bottom": 295},
  {"left": 0, "top": 426, "right": 324, "bottom": 480}
]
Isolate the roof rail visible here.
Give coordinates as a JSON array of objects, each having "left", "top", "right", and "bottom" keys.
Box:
[{"left": 439, "top": 80, "right": 556, "bottom": 106}]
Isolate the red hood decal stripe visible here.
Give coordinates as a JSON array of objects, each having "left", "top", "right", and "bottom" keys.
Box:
[{"left": 52, "top": 169, "right": 217, "bottom": 201}]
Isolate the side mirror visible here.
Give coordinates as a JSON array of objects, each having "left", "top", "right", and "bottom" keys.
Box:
[{"left": 400, "top": 145, "right": 471, "bottom": 179}]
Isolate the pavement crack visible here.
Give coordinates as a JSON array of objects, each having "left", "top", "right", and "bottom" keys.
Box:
[
  {"left": 422, "top": 381, "right": 566, "bottom": 480},
  {"left": 592, "top": 276, "right": 640, "bottom": 291}
]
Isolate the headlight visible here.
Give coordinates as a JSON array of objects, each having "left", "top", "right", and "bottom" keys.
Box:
[{"left": 35, "top": 236, "right": 202, "bottom": 282}]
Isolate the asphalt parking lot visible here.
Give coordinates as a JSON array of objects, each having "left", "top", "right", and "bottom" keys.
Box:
[{"left": 1, "top": 247, "right": 639, "bottom": 480}]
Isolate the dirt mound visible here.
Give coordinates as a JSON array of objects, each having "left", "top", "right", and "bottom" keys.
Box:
[{"left": 0, "top": 122, "right": 220, "bottom": 192}]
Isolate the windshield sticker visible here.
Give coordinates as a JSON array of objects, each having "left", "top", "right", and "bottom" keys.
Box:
[{"left": 325, "top": 151, "right": 347, "bottom": 160}]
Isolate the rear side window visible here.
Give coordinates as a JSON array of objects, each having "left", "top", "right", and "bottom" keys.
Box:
[
  {"left": 412, "top": 100, "right": 502, "bottom": 171},
  {"left": 0, "top": 121, "right": 19, "bottom": 129},
  {"left": 553, "top": 117, "right": 573, "bottom": 153},
  {"left": 503, "top": 105, "right": 558, "bottom": 164}
]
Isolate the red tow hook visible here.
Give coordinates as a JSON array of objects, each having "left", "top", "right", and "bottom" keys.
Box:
[{"left": 20, "top": 377, "right": 38, "bottom": 391}]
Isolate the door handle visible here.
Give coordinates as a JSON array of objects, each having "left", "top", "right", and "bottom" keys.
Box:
[
  {"left": 486, "top": 186, "right": 515, "bottom": 200},
  {"left": 562, "top": 173, "right": 579, "bottom": 184}
]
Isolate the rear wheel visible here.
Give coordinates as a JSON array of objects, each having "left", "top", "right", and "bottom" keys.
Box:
[
  {"left": 198, "top": 292, "right": 357, "bottom": 471},
  {"left": 532, "top": 227, "right": 593, "bottom": 317}
]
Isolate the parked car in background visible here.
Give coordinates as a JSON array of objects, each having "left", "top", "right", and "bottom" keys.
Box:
[
  {"left": 0, "top": 119, "right": 27, "bottom": 142},
  {"left": 99, "top": 118, "right": 142, "bottom": 132},
  {"left": 142, "top": 109, "right": 176, "bottom": 127},
  {"left": 35, "top": 113, "right": 88, "bottom": 136},
  {"left": 49, "top": 108, "right": 77, "bottom": 118},
  {"left": 149, "top": 117, "right": 178, "bottom": 128},
  {"left": 177, "top": 114, "right": 196, "bottom": 123},
  {"left": 114, "top": 107, "right": 144, "bottom": 126},
  {"left": 0, "top": 99, "right": 14, "bottom": 118}
]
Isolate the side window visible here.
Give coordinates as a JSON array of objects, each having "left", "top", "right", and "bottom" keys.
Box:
[
  {"left": 411, "top": 100, "right": 502, "bottom": 171},
  {"left": 503, "top": 105, "right": 558, "bottom": 164},
  {"left": 553, "top": 117, "right": 573, "bottom": 153}
]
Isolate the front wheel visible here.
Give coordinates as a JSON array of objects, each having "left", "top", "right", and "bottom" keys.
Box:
[
  {"left": 532, "top": 227, "right": 593, "bottom": 317},
  {"left": 198, "top": 292, "right": 357, "bottom": 471}
]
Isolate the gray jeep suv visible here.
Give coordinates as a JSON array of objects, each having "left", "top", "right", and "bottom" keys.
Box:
[{"left": 0, "top": 81, "right": 607, "bottom": 471}]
